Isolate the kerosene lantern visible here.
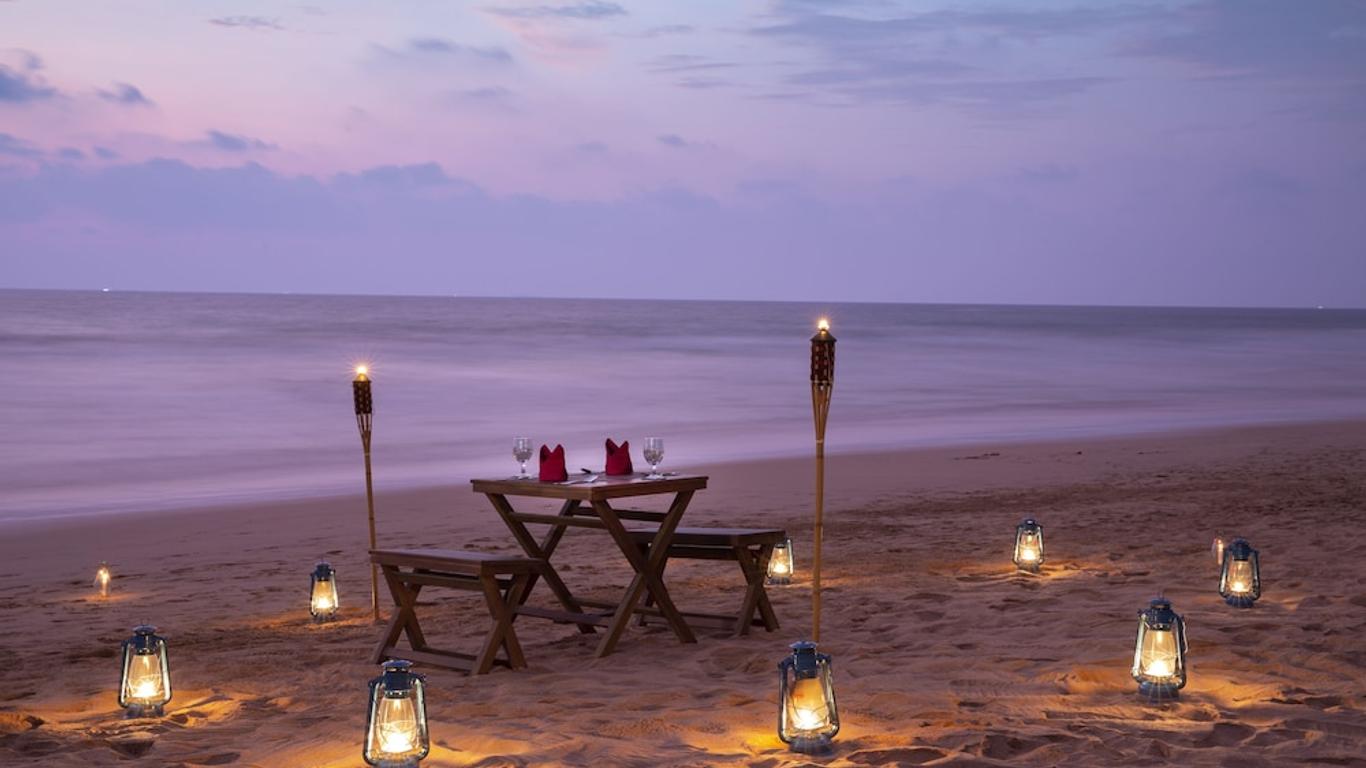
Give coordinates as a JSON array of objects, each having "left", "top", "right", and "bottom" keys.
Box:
[
  {"left": 777, "top": 641, "right": 840, "bottom": 752},
  {"left": 310, "top": 560, "right": 340, "bottom": 622},
  {"left": 364, "top": 660, "right": 429, "bottom": 767},
  {"left": 1013, "top": 518, "right": 1045, "bottom": 572},
  {"left": 1131, "top": 597, "right": 1188, "bottom": 701},
  {"left": 95, "top": 562, "right": 112, "bottom": 598},
  {"left": 118, "top": 625, "right": 172, "bottom": 717},
  {"left": 767, "top": 539, "right": 795, "bottom": 586},
  {"left": 1218, "top": 538, "right": 1261, "bottom": 608}
]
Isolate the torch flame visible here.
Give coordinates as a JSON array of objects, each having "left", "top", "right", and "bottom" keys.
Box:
[
  {"left": 355, "top": 364, "right": 368, "bottom": 376},
  {"left": 817, "top": 317, "right": 830, "bottom": 332}
]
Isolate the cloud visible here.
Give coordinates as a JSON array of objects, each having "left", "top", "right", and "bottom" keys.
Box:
[
  {"left": 209, "top": 16, "right": 284, "bottom": 31},
  {"left": 4, "top": 156, "right": 1362, "bottom": 308},
  {"left": 0, "top": 64, "right": 57, "bottom": 103},
  {"left": 374, "top": 38, "right": 514, "bottom": 65},
  {"left": 97, "top": 82, "right": 154, "bottom": 107},
  {"left": 58, "top": 147, "right": 85, "bottom": 160},
  {"left": 656, "top": 133, "right": 714, "bottom": 150},
  {"left": 575, "top": 140, "right": 608, "bottom": 154},
  {"left": 635, "top": 24, "right": 693, "bottom": 38},
  {"left": 205, "top": 130, "right": 277, "bottom": 152},
  {"left": 449, "top": 86, "right": 516, "bottom": 110},
  {"left": 486, "top": 1, "right": 626, "bottom": 20},
  {"left": 647, "top": 54, "right": 736, "bottom": 74},
  {"left": 93, "top": 146, "right": 119, "bottom": 160},
  {"left": 0, "top": 132, "right": 41, "bottom": 157},
  {"left": 1128, "top": 0, "right": 1366, "bottom": 80}
]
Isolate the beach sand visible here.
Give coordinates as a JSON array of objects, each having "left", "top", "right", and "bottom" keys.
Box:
[{"left": 2, "top": 421, "right": 1364, "bottom": 767}]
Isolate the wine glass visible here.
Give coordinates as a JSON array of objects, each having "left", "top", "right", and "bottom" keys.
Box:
[
  {"left": 513, "top": 437, "right": 533, "bottom": 478},
  {"left": 643, "top": 437, "right": 665, "bottom": 478}
]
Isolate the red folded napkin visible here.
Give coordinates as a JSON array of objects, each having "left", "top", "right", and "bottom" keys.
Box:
[
  {"left": 605, "top": 438, "right": 634, "bottom": 475},
  {"left": 539, "top": 444, "right": 568, "bottom": 482}
]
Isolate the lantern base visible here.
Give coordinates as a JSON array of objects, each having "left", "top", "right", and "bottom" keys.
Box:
[
  {"left": 311, "top": 613, "right": 338, "bottom": 624},
  {"left": 786, "top": 734, "right": 835, "bottom": 754},
  {"left": 1014, "top": 562, "right": 1042, "bottom": 574},
  {"left": 370, "top": 760, "right": 421, "bottom": 768},
  {"left": 766, "top": 575, "right": 792, "bottom": 586},
  {"left": 1137, "top": 681, "right": 1181, "bottom": 702},
  {"left": 1222, "top": 594, "right": 1257, "bottom": 609},
  {"left": 123, "top": 703, "right": 164, "bottom": 719}
]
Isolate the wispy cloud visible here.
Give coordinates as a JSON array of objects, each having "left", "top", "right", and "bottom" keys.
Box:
[
  {"left": 575, "top": 140, "right": 609, "bottom": 154},
  {"left": 657, "top": 133, "right": 715, "bottom": 150},
  {"left": 647, "top": 54, "right": 736, "bottom": 74},
  {"left": 0, "top": 64, "right": 57, "bottom": 103},
  {"left": 373, "top": 38, "right": 514, "bottom": 65},
  {"left": 1128, "top": 0, "right": 1366, "bottom": 80},
  {"left": 0, "top": 132, "right": 41, "bottom": 157},
  {"left": 97, "top": 82, "right": 153, "bottom": 107},
  {"left": 205, "top": 130, "right": 277, "bottom": 152},
  {"left": 209, "top": 16, "right": 284, "bottom": 31},
  {"left": 486, "top": 2, "right": 626, "bottom": 20}
]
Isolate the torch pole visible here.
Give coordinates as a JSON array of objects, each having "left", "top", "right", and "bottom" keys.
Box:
[
  {"left": 809, "top": 319, "right": 835, "bottom": 646},
  {"left": 812, "top": 384, "right": 831, "bottom": 643},
  {"left": 362, "top": 429, "right": 379, "bottom": 622}
]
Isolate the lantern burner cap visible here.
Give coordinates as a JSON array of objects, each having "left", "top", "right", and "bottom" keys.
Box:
[{"left": 132, "top": 624, "right": 158, "bottom": 635}]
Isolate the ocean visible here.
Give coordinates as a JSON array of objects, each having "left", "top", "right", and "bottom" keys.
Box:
[{"left": 2, "top": 289, "right": 1364, "bottom": 522}]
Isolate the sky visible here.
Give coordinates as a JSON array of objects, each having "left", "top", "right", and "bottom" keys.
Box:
[{"left": 1, "top": 0, "right": 1364, "bottom": 307}]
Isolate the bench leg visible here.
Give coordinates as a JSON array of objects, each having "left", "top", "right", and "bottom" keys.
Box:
[
  {"left": 735, "top": 544, "right": 780, "bottom": 635},
  {"left": 372, "top": 567, "right": 427, "bottom": 663},
  {"left": 473, "top": 572, "right": 528, "bottom": 674}
]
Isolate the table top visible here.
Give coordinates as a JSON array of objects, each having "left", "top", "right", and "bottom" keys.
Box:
[{"left": 471, "top": 473, "right": 708, "bottom": 501}]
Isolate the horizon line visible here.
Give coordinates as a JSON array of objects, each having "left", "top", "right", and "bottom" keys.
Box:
[{"left": 0, "top": 285, "right": 1360, "bottom": 313}]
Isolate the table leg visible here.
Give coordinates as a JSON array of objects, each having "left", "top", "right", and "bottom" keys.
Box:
[
  {"left": 593, "top": 493, "right": 697, "bottom": 657},
  {"left": 487, "top": 494, "right": 595, "bottom": 634},
  {"left": 372, "top": 566, "right": 426, "bottom": 663}
]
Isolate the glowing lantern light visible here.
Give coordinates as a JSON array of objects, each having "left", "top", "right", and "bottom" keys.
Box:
[
  {"left": 95, "top": 562, "right": 112, "bottom": 598},
  {"left": 1131, "top": 597, "right": 1188, "bottom": 702},
  {"left": 364, "top": 660, "right": 429, "bottom": 767},
  {"left": 118, "top": 625, "right": 172, "bottom": 717},
  {"left": 777, "top": 641, "right": 839, "bottom": 752},
  {"left": 1013, "top": 518, "right": 1045, "bottom": 573},
  {"left": 767, "top": 539, "right": 795, "bottom": 586},
  {"left": 1218, "top": 538, "right": 1261, "bottom": 608},
  {"left": 310, "top": 560, "right": 340, "bottom": 622}
]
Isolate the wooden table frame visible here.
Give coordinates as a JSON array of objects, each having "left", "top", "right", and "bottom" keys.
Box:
[{"left": 471, "top": 474, "right": 708, "bottom": 658}]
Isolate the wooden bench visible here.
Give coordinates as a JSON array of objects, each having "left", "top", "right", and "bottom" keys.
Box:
[
  {"left": 370, "top": 548, "right": 547, "bottom": 675},
  {"left": 627, "top": 526, "right": 785, "bottom": 636}
]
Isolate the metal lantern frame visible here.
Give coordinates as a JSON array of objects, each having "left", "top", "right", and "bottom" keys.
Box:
[
  {"left": 1013, "top": 518, "right": 1045, "bottom": 573},
  {"left": 1131, "top": 597, "right": 1188, "bottom": 701},
  {"left": 767, "top": 538, "right": 795, "bottom": 586},
  {"left": 777, "top": 641, "right": 840, "bottom": 753},
  {"left": 363, "top": 659, "right": 430, "bottom": 767},
  {"left": 310, "top": 560, "right": 341, "bottom": 622},
  {"left": 1218, "top": 538, "right": 1261, "bottom": 608},
  {"left": 118, "top": 624, "right": 172, "bottom": 717}
]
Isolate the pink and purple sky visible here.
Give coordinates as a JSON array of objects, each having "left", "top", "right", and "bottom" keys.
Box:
[{"left": 2, "top": 1, "right": 1364, "bottom": 306}]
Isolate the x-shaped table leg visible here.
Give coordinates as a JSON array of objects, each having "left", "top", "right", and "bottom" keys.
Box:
[
  {"left": 593, "top": 492, "right": 697, "bottom": 657},
  {"left": 487, "top": 494, "right": 596, "bottom": 634},
  {"left": 372, "top": 565, "right": 427, "bottom": 662}
]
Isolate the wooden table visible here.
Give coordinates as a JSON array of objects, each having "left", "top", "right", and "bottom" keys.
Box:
[{"left": 470, "top": 474, "right": 707, "bottom": 658}]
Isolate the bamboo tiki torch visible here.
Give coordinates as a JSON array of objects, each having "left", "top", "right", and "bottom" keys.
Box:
[
  {"left": 353, "top": 365, "right": 379, "bottom": 622},
  {"left": 809, "top": 318, "right": 835, "bottom": 642}
]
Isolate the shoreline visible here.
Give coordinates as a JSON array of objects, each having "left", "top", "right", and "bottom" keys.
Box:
[{"left": 7, "top": 417, "right": 1366, "bottom": 533}]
